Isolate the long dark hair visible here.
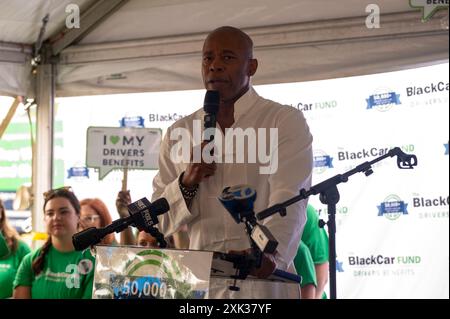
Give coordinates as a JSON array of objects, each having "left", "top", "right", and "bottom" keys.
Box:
[
  {"left": 31, "top": 187, "right": 80, "bottom": 275},
  {"left": 0, "top": 199, "right": 20, "bottom": 254}
]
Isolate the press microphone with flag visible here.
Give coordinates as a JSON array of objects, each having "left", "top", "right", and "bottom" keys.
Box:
[
  {"left": 203, "top": 90, "right": 220, "bottom": 143},
  {"left": 218, "top": 185, "right": 278, "bottom": 254},
  {"left": 72, "top": 197, "right": 169, "bottom": 251},
  {"left": 217, "top": 185, "right": 292, "bottom": 291}
]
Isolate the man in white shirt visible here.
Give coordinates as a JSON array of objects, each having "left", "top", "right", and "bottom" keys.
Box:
[{"left": 152, "top": 26, "right": 313, "bottom": 298}]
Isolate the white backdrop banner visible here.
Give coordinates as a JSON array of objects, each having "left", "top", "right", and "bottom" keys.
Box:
[
  {"left": 257, "top": 62, "right": 449, "bottom": 299},
  {"left": 56, "top": 62, "right": 449, "bottom": 299}
]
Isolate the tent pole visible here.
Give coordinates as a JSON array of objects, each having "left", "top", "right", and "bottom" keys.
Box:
[{"left": 31, "top": 62, "right": 55, "bottom": 238}]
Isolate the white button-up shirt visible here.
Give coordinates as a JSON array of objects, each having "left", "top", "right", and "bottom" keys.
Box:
[{"left": 152, "top": 87, "right": 313, "bottom": 298}]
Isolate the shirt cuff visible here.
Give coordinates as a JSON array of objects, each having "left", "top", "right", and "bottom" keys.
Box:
[{"left": 156, "top": 172, "right": 197, "bottom": 236}]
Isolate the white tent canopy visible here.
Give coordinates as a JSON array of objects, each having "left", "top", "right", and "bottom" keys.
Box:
[{"left": 1, "top": 0, "right": 448, "bottom": 97}]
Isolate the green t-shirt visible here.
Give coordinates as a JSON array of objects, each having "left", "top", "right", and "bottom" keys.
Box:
[
  {"left": 0, "top": 233, "right": 9, "bottom": 258},
  {"left": 301, "top": 205, "right": 329, "bottom": 264},
  {"left": 0, "top": 239, "right": 31, "bottom": 298},
  {"left": 293, "top": 240, "right": 317, "bottom": 288},
  {"left": 13, "top": 245, "right": 95, "bottom": 299}
]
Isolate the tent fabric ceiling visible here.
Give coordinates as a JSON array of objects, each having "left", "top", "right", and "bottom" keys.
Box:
[
  {"left": 0, "top": 0, "right": 93, "bottom": 96},
  {"left": 0, "top": 0, "right": 449, "bottom": 97},
  {"left": 0, "top": 0, "right": 93, "bottom": 45},
  {"left": 78, "top": 0, "right": 413, "bottom": 43},
  {"left": 0, "top": 62, "right": 31, "bottom": 97}
]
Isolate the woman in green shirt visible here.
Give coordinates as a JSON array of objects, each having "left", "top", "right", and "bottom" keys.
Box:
[
  {"left": 0, "top": 199, "right": 31, "bottom": 298},
  {"left": 13, "top": 187, "right": 95, "bottom": 299},
  {"left": 0, "top": 232, "right": 8, "bottom": 257},
  {"left": 293, "top": 240, "right": 317, "bottom": 299},
  {"left": 301, "top": 205, "right": 329, "bottom": 299}
]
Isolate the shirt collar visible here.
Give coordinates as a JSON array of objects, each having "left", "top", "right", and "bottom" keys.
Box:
[
  {"left": 233, "top": 86, "right": 259, "bottom": 123},
  {"left": 196, "top": 86, "right": 259, "bottom": 122}
]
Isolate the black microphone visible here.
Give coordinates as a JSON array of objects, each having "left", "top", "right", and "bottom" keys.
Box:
[
  {"left": 127, "top": 197, "right": 170, "bottom": 231},
  {"left": 73, "top": 197, "right": 169, "bottom": 251},
  {"left": 203, "top": 90, "right": 220, "bottom": 143}
]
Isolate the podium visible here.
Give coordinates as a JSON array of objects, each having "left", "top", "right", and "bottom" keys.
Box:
[{"left": 92, "top": 245, "right": 300, "bottom": 299}]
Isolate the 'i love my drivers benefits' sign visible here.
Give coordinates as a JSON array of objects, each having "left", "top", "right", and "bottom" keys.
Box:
[{"left": 86, "top": 127, "right": 161, "bottom": 179}]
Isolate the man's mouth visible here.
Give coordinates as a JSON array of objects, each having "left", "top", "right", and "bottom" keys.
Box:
[{"left": 208, "top": 79, "right": 228, "bottom": 84}]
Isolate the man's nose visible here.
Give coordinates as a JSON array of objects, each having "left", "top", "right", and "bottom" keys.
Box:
[{"left": 209, "top": 58, "right": 224, "bottom": 72}]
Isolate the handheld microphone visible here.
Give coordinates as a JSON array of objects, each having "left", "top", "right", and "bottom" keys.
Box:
[
  {"left": 73, "top": 197, "right": 169, "bottom": 251},
  {"left": 218, "top": 185, "right": 278, "bottom": 254},
  {"left": 203, "top": 90, "right": 220, "bottom": 143}
]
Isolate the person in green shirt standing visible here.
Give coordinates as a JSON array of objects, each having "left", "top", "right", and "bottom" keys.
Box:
[
  {"left": 293, "top": 240, "right": 317, "bottom": 299},
  {"left": 0, "top": 199, "right": 31, "bottom": 298},
  {"left": 0, "top": 232, "right": 9, "bottom": 258},
  {"left": 13, "top": 187, "right": 95, "bottom": 299},
  {"left": 295, "top": 204, "right": 329, "bottom": 299}
]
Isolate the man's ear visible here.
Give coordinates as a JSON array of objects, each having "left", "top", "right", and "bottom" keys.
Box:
[{"left": 248, "top": 58, "right": 258, "bottom": 76}]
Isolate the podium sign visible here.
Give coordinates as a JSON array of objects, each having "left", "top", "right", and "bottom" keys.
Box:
[{"left": 92, "top": 245, "right": 213, "bottom": 299}]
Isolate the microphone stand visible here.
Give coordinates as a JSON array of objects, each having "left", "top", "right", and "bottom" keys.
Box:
[
  {"left": 256, "top": 147, "right": 417, "bottom": 299},
  {"left": 144, "top": 226, "right": 167, "bottom": 248},
  {"left": 218, "top": 210, "right": 302, "bottom": 291},
  {"left": 226, "top": 209, "right": 263, "bottom": 291}
]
